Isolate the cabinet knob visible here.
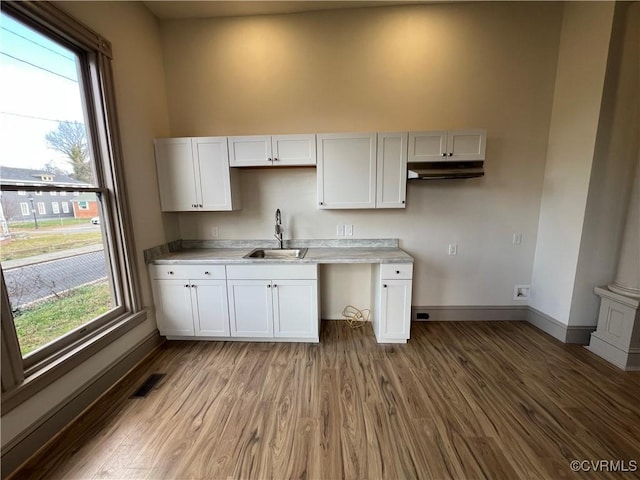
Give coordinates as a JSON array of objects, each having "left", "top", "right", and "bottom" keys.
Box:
[
  {"left": 191, "top": 284, "right": 196, "bottom": 288},
  {"left": 268, "top": 157, "right": 272, "bottom": 162},
  {"left": 383, "top": 284, "right": 388, "bottom": 288},
  {"left": 168, "top": 271, "right": 174, "bottom": 275},
  {"left": 402, "top": 201, "right": 405, "bottom": 204},
  {"left": 204, "top": 271, "right": 210, "bottom": 275},
  {"left": 448, "top": 153, "right": 453, "bottom": 156},
  {"left": 273, "top": 284, "right": 277, "bottom": 288},
  {"left": 396, "top": 270, "right": 400, "bottom": 274},
  {"left": 441, "top": 153, "right": 447, "bottom": 157},
  {"left": 319, "top": 202, "right": 324, "bottom": 205},
  {"left": 184, "top": 284, "right": 189, "bottom": 288},
  {"left": 199, "top": 204, "right": 203, "bottom": 208},
  {"left": 267, "top": 284, "right": 271, "bottom": 288},
  {"left": 273, "top": 157, "right": 279, "bottom": 162}
]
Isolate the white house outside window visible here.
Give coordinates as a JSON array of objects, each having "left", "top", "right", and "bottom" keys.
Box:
[
  {"left": 36, "top": 202, "right": 45, "bottom": 215},
  {"left": 20, "top": 203, "right": 29, "bottom": 216},
  {"left": 51, "top": 202, "right": 59, "bottom": 214},
  {"left": 61, "top": 201, "right": 69, "bottom": 213}
]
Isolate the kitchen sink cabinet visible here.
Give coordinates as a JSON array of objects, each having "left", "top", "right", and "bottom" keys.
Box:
[
  {"left": 408, "top": 129, "right": 486, "bottom": 162},
  {"left": 150, "top": 265, "right": 230, "bottom": 338},
  {"left": 228, "top": 134, "right": 316, "bottom": 167},
  {"left": 154, "top": 137, "right": 241, "bottom": 212},
  {"left": 372, "top": 263, "right": 413, "bottom": 343},
  {"left": 226, "top": 265, "right": 319, "bottom": 341}
]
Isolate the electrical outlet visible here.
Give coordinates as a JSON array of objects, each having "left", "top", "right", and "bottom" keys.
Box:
[
  {"left": 448, "top": 243, "right": 457, "bottom": 256},
  {"left": 514, "top": 284, "right": 530, "bottom": 300},
  {"left": 513, "top": 232, "right": 522, "bottom": 245},
  {"left": 337, "top": 225, "right": 345, "bottom": 236},
  {"left": 211, "top": 226, "right": 219, "bottom": 238},
  {"left": 345, "top": 224, "right": 353, "bottom": 236}
]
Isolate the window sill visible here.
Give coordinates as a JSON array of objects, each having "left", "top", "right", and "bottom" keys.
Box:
[{"left": 1, "top": 309, "right": 148, "bottom": 414}]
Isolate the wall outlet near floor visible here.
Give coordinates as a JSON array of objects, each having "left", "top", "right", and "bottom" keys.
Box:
[
  {"left": 211, "top": 226, "right": 219, "bottom": 238},
  {"left": 448, "top": 243, "right": 457, "bottom": 256},
  {"left": 345, "top": 224, "right": 353, "bottom": 236},
  {"left": 337, "top": 225, "right": 345, "bottom": 236},
  {"left": 514, "top": 284, "right": 530, "bottom": 300}
]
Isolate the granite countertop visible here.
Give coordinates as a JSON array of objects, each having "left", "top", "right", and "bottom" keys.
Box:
[{"left": 146, "top": 239, "right": 413, "bottom": 265}]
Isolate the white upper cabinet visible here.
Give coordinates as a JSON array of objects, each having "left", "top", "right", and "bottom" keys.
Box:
[
  {"left": 271, "top": 134, "right": 316, "bottom": 166},
  {"left": 228, "top": 136, "right": 272, "bottom": 167},
  {"left": 154, "top": 137, "right": 240, "bottom": 212},
  {"left": 376, "top": 132, "right": 407, "bottom": 208},
  {"left": 409, "top": 129, "right": 486, "bottom": 162},
  {"left": 229, "top": 134, "right": 316, "bottom": 167},
  {"left": 447, "top": 129, "right": 487, "bottom": 161},
  {"left": 317, "top": 132, "right": 377, "bottom": 209}
]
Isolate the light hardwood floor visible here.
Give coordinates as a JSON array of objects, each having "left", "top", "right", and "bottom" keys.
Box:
[{"left": 10, "top": 321, "right": 640, "bottom": 479}]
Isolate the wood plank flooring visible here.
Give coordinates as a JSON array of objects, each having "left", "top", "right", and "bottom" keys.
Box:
[{"left": 10, "top": 321, "right": 640, "bottom": 479}]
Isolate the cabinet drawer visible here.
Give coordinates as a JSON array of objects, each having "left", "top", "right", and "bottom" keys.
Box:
[
  {"left": 150, "top": 265, "right": 226, "bottom": 280},
  {"left": 226, "top": 264, "right": 317, "bottom": 280},
  {"left": 380, "top": 263, "right": 413, "bottom": 279}
]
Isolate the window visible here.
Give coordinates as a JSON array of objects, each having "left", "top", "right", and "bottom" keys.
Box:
[
  {"left": 1, "top": 3, "right": 143, "bottom": 404},
  {"left": 77, "top": 201, "right": 88, "bottom": 210},
  {"left": 51, "top": 202, "right": 59, "bottom": 214},
  {"left": 50, "top": 191, "right": 56, "bottom": 196}
]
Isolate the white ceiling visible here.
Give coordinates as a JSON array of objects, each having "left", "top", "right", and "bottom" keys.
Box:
[{"left": 143, "top": 1, "right": 433, "bottom": 20}]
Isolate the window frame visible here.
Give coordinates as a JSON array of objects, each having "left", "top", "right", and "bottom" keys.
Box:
[{"left": 1, "top": 1, "right": 146, "bottom": 411}]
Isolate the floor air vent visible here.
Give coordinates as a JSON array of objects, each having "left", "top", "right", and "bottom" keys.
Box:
[{"left": 130, "top": 373, "right": 166, "bottom": 398}]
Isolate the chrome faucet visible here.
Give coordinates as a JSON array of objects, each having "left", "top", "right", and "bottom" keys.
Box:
[{"left": 274, "top": 208, "right": 283, "bottom": 249}]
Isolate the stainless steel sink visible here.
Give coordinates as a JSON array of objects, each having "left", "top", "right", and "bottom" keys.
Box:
[{"left": 244, "top": 248, "right": 308, "bottom": 259}]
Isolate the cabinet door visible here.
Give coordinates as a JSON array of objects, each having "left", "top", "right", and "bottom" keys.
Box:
[
  {"left": 271, "top": 134, "right": 316, "bottom": 166},
  {"left": 192, "top": 137, "right": 235, "bottom": 211},
  {"left": 317, "top": 133, "right": 376, "bottom": 209},
  {"left": 152, "top": 279, "right": 195, "bottom": 336},
  {"left": 227, "top": 280, "right": 274, "bottom": 337},
  {"left": 228, "top": 136, "right": 272, "bottom": 167},
  {"left": 379, "top": 279, "right": 412, "bottom": 341},
  {"left": 154, "top": 138, "right": 198, "bottom": 211},
  {"left": 376, "top": 132, "right": 407, "bottom": 209},
  {"left": 191, "top": 280, "right": 230, "bottom": 337},
  {"left": 407, "top": 131, "right": 447, "bottom": 162},
  {"left": 447, "top": 129, "right": 487, "bottom": 161},
  {"left": 272, "top": 280, "right": 318, "bottom": 339}
]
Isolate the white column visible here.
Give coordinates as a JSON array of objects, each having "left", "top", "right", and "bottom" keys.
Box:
[{"left": 608, "top": 157, "right": 640, "bottom": 298}]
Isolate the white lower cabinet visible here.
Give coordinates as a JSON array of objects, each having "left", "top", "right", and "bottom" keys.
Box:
[
  {"left": 227, "top": 280, "right": 274, "bottom": 337},
  {"left": 372, "top": 263, "right": 413, "bottom": 343},
  {"left": 150, "top": 265, "right": 230, "bottom": 338},
  {"left": 226, "top": 265, "right": 319, "bottom": 342}
]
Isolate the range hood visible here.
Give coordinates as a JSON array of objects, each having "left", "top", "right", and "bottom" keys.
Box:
[{"left": 407, "top": 161, "right": 484, "bottom": 180}]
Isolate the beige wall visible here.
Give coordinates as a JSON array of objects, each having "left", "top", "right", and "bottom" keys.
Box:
[
  {"left": 530, "top": 2, "right": 615, "bottom": 325},
  {"left": 161, "top": 2, "right": 563, "bottom": 311},
  {"left": 2, "top": 0, "right": 171, "bottom": 450}
]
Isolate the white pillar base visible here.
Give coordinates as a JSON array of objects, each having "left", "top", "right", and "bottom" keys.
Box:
[{"left": 587, "top": 286, "right": 640, "bottom": 370}]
